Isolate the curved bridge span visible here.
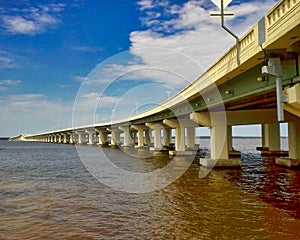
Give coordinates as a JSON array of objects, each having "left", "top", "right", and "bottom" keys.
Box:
[{"left": 23, "top": 0, "right": 300, "bottom": 168}]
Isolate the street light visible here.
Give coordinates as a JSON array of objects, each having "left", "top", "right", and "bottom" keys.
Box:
[
  {"left": 210, "top": 0, "right": 240, "bottom": 65},
  {"left": 166, "top": 90, "right": 172, "bottom": 99}
]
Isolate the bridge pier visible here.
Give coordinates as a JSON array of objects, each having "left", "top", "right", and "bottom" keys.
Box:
[
  {"left": 107, "top": 128, "right": 121, "bottom": 146},
  {"left": 131, "top": 125, "right": 149, "bottom": 148},
  {"left": 144, "top": 129, "right": 151, "bottom": 146},
  {"left": 227, "top": 126, "right": 241, "bottom": 157},
  {"left": 190, "top": 111, "right": 241, "bottom": 168},
  {"left": 276, "top": 122, "right": 300, "bottom": 168},
  {"left": 257, "top": 123, "right": 286, "bottom": 156},
  {"left": 119, "top": 126, "right": 134, "bottom": 147},
  {"left": 85, "top": 131, "right": 95, "bottom": 145},
  {"left": 96, "top": 129, "right": 109, "bottom": 145},
  {"left": 146, "top": 123, "right": 165, "bottom": 151},
  {"left": 57, "top": 134, "right": 61, "bottom": 143},
  {"left": 75, "top": 131, "right": 85, "bottom": 144},
  {"left": 162, "top": 127, "right": 171, "bottom": 148},
  {"left": 63, "top": 133, "right": 68, "bottom": 144},
  {"left": 68, "top": 132, "right": 74, "bottom": 144},
  {"left": 163, "top": 119, "right": 198, "bottom": 156}
]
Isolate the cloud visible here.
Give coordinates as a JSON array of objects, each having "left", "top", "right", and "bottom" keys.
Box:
[
  {"left": 126, "top": 0, "right": 279, "bottom": 89},
  {"left": 2, "top": 16, "right": 38, "bottom": 34},
  {"left": 72, "top": 75, "right": 88, "bottom": 82},
  {"left": 0, "top": 3, "right": 65, "bottom": 35},
  {"left": 0, "top": 79, "right": 21, "bottom": 85},
  {"left": 0, "top": 94, "right": 73, "bottom": 136},
  {"left": 137, "top": 0, "right": 155, "bottom": 11},
  {"left": 71, "top": 46, "right": 105, "bottom": 52},
  {"left": 0, "top": 50, "right": 18, "bottom": 69}
]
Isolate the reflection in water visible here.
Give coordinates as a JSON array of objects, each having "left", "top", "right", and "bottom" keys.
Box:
[{"left": 0, "top": 140, "right": 300, "bottom": 239}]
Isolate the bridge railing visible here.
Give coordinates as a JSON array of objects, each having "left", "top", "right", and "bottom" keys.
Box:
[{"left": 264, "top": 0, "right": 300, "bottom": 48}]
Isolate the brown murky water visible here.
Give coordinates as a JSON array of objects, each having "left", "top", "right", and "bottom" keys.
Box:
[{"left": 1, "top": 139, "right": 300, "bottom": 239}]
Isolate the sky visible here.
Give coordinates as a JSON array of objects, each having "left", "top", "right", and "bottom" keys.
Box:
[{"left": 0, "top": 0, "right": 282, "bottom": 137}]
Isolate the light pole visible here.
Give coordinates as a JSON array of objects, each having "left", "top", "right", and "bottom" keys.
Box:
[
  {"left": 166, "top": 90, "right": 171, "bottom": 99},
  {"left": 210, "top": 0, "right": 240, "bottom": 65}
]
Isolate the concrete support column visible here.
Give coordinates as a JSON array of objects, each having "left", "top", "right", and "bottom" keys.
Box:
[
  {"left": 262, "top": 123, "right": 280, "bottom": 151},
  {"left": 69, "top": 133, "right": 74, "bottom": 144},
  {"left": 163, "top": 128, "right": 171, "bottom": 146},
  {"left": 227, "top": 126, "right": 233, "bottom": 152},
  {"left": 146, "top": 123, "right": 164, "bottom": 150},
  {"left": 63, "top": 134, "right": 68, "bottom": 144},
  {"left": 109, "top": 128, "right": 121, "bottom": 146},
  {"left": 76, "top": 132, "right": 84, "bottom": 144},
  {"left": 210, "top": 125, "right": 228, "bottom": 160},
  {"left": 137, "top": 129, "right": 144, "bottom": 147},
  {"left": 131, "top": 125, "right": 150, "bottom": 148},
  {"left": 97, "top": 130, "right": 108, "bottom": 145},
  {"left": 276, "top": 122, "right": 300, "bottom": 168},
  {"left": 288, "top": 122, "right": 300, "bottom": 159},
  {"left": 132, "top": 131, "right": 137, "bottom": 144},
  {"left": 163, "top": 119, "right": 198, "bottom": 155},
  {"left": 175, "top": 127, "right": 185, "bottom": 152},
  {"left": 186, "top": 127, "right": 195, "bottom": 149},
  {"left": 57, "top": 135, "right": 62, "bottom": 143},
  {"left": 86, "top": 131, "right": 95, "bottom": 145},
  {"left": 119, "top": 126, "right": 133, "bottom": 147},
  {"left": 144, "top": 130, "right": 151, "bottom": 145}
]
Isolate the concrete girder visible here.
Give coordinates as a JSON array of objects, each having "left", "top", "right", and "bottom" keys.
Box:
[{"left": 190, "top": 109, "right": 279, "bottom": 127}]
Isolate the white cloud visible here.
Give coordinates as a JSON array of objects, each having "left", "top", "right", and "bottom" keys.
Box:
[
  {"left": 0, "top": 94, "right": 73, "bottom": 136},
  {"left": 0, "top": 50, "right": 18, "bottom": 69},
  {"left": 0, "top": 79, "right": 21, "bottom": 85},
  {"left": 137, "top": 0, "right": 155, "bottom": 11},
  {"left": 72, "top": 75, "right": 88, "bottom": 82},
  {"left": 125, "top": 0, "right": 279, "bottom": 89},
  {"left": 227, "top": 0, "right": 279, "bottom": 35},
  {"left": 1, "top": 3, "right": 65, "bottom": 35},
  {"left": 71, "top": 45, "right": 105, "bottom": 52},
  {"left": 2, "top": 16, "right": 38, "bottom": 34}
]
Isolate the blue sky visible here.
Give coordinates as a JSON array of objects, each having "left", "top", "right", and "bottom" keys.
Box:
[{"left": 0, "top": 0, "right": 281, "bottom": 137}]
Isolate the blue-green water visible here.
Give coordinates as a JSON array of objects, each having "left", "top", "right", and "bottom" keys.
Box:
[{"left": 1, "top": 139, "right": 300, "bottom": 239}]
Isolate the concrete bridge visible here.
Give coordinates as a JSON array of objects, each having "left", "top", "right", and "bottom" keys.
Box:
[{"left": 23, "top": 0, "right": 300, "bottom": 168}]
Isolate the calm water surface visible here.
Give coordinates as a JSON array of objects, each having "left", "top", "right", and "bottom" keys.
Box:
[{"left": 1, "top": 139, "right": 300, "bottom": 239}]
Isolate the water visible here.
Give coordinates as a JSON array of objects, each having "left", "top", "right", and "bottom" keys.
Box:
[{"left": 1, "top": 139, "right": 300, "bottom": 239}]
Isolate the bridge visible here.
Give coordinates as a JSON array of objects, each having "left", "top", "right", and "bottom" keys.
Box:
[{"left": 22, "top": 0, "right": 300, "bottom": 168}]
